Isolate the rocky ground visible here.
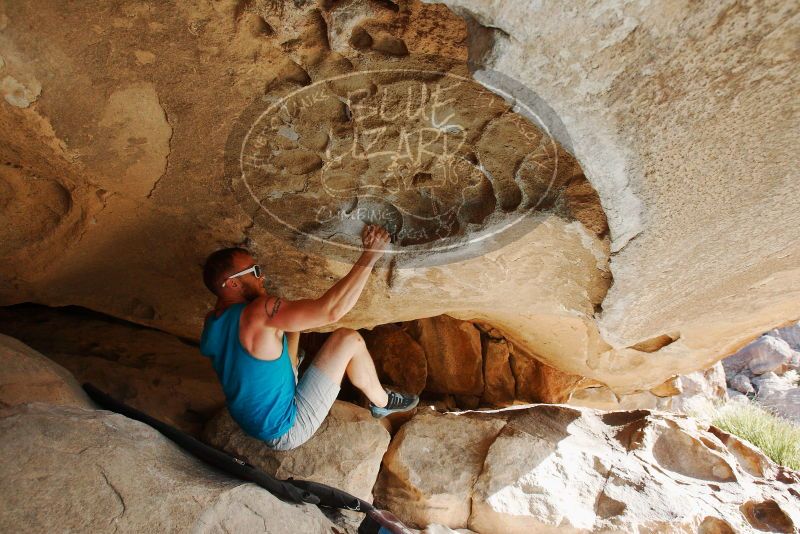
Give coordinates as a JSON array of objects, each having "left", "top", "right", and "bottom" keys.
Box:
[{"left": 1, "top": 306, "right": 799, "bottom": 533}]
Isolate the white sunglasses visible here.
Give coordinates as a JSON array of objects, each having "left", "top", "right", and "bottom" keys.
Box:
[{"left": 221, "top": 264, "right": 263, "bottom": 287}]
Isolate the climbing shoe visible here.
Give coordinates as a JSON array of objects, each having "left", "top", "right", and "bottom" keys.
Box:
[{"left": 369, "top": 389, "right": 419, "bottom": 418}]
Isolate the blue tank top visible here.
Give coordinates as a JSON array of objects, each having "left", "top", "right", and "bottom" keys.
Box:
[{"left": 199, "top": 302, "right": 297, "bottom": 440}]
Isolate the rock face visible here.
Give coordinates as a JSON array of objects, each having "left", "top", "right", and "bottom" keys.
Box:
[
  {"left": 0, "top": 329, "right": 339, "bottom": 532},
  {"left": 0, "top": 402, "right": 336, "bottom": 533},
  {"left": 377, "top": 410, "right": 506, "bottom": 527},
  {"left": 0, "top": 333, "right": 94, "bottom": 409},
  {"left": 2, "top": 0, "right": 795, "bottom": 395},
  {"left": 730, "top": 373, "right": 755, "bottom": 395},
  {"left": 0, "top": 0, "right": 609, "bottom": 386},
  {"left": 724, "top": 335, "right": 798, "bottom": 377},
  {"left": 426, "top": 0, "right": 800, "bottom": 392},
  {"left": 2, "top": 326, "right": 798, "bottom": 533},
  {"left": 0, "top": 304, "right": 226, "bottom": 436},
  {"left": 202, "top": 401, "right": 390, "bottom": 502},
  {"left": 369, "top": 315, "right": 608, "bottom": 408},
  {"left": 1, "top": 302, "right": 731, "bottom": 428},
  {"left": 569, "top": 362, "right": 728, "bottom": 415},
  {"left": 0, "top": 329, "right": 340, "bottom": 533},
  {"left": 362, "top": 323, "right": 428, "bottom": 395},
  {"left": 376, "top": 405, "right": 800, "bottom": 533},
  {"left": 668, "top": 363, "right": 729, "bottom": 415},
  {"left": 510, "top": 344, "right": 590, "bottom": 404},
  {"left": 480, "top": 337, "right": 515, "bottom": 406},
  {"left": 407, "top": 315, "right": 484, "bottom": 396}
]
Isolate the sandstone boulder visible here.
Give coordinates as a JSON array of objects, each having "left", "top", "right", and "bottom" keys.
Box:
[
  {"left": 0, "top": 402, "right": 336, "bottom": 533},
  {"left": 649, "top": 376, "right": 682, "bottom": 397},
  {"left": 750, "top": 350, "right": 795, "bottom": 377},
  {"left": 723, "top": 335, "right": 796, "bottom": 377},
  {"left": 362, "top": 323, "right": 427, "bottom": 396},
  {"left": 377, "top": 405, "right": 800, "bottom": 532},
  {"left": 202, "top": 400, "right": 390, "bottom": 502},
  {"left": 375, "top": 409, "right": 506, "bottom": 527},
  {"left": 615, "top": 390, "right": 663, "bottom": 410},
  {"left": 0, "top": 0, "right": 615, "bottom": 393},
  {"left": 677, "top": 362, "right": 728, "bottom": 400},
  {"left": 727, "top": 389, "right": 750, "bottom": 403},
  {"left": 751, "top": 372, "right": 800, "bottom": 424},
  {"left": 0, "top": 333, "right": 94, "bottom": 409},
  {"left": 510, "top": 345, "right": 588, "bottom": 403},
  {"left": 668, "top": 362, "right": 728, "bottom": 415},
  {"left": 567, "top": 363, "right": 727, "bottom": 417},
  {"left": 769, "top": 321, "right": 800, "bottom": 351},
  {"left": 567, "top": 386, "right": 622, "bottom": 411},
  {"left": 730, "top": 374, "right": 755, "bottom": 395},
  {"left": 382, "top": 316, "right": 592, "bottom": 408},
  {"left": 707, "top": 426, "right": 776, "bottom": 479},
  {"left": 427, "top": 0, "right": 800, "bottom": 395},
  {"left": 0, "top": 304, "right": 226, "bottom": 436},
  {"left": 408, "top": 315, "right": 484, "bottom": 396},
  {"left": 480, "top": 337, "right": 515, "bottom": 406},
  {"left": 2, "top": 0, "right": 796, "bottom": 399},
  {"left": 569, "top": 363, "right": 728, "bottom": 415},
  {"left": 569, "top": 387, "right": 670, "bottom": 412}
]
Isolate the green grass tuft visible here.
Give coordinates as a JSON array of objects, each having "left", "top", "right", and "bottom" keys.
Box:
[{"left": 712, "top": 401, "right": 800, "bottom": 470}]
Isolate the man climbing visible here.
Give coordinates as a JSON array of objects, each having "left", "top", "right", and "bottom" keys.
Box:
[{"left": 199, "top": 224, "right": 419, "bottom": 451}]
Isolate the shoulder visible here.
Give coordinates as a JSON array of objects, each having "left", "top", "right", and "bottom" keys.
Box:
[
  {"left": 241, "top": 295, "right": 284, "bottom": 327},
  {"left": 246, "top": 294, "right": 283, "bottom": 318}
]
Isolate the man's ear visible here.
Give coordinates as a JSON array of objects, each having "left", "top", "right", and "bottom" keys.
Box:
[{"left": 221, "top": 277, "right": 241, "bottom": 293}]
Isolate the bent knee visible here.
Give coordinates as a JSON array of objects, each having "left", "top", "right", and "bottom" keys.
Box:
[{"left": 330, "top": 327, "right": 362, "bottom": 343}]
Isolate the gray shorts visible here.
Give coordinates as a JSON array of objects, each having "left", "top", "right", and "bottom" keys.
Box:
[{"left": 263, "top": 363, "right": 340, "bottom": 451}]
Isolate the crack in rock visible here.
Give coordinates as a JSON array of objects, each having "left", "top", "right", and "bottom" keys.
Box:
[{"left": 98, "top": 465, "right": 126, "bottom": 530}]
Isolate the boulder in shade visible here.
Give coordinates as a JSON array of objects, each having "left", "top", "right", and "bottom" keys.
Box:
[
  {"left": 510, "top": 345, "right": 586, "bottom": 403},
  {"left": 408, "top": 315, "right": 484, "bottom": 396},
  {"left": 480, "top": 338, "right": 515, "bottom": 406},
  {"left": 362, "top": 324, "right": 427, "bottom": 396},
  {"left": 0, "top": 334, "right": 94, "bottom": 409},
  {"left": 202, "top": 400, "right": 390, "bottom": 502},
  {"left": 768, "top": 321, "right": 800, "bottom": 351},
  {"left": 0, "top": 403, "right": 336, "bottom": 533}
]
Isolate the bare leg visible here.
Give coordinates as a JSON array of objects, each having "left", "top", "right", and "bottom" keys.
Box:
[{"left": 309, "top": 328, "right": 389, "bottom": 408}]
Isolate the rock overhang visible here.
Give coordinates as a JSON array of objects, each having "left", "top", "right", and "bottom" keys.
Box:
[{"left": 0, "top": 0, "right": 797, "bottom": 394}]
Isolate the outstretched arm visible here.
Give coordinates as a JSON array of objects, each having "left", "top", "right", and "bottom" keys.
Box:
[
  {"left": 253, "top": 224, "right": 391, "bottom": 331},
  {"left": 321, "top": 224, "right": 392, "bottom": 320},
  {"left": 315, "top": 243, "right": 382, "bottom": 320}
]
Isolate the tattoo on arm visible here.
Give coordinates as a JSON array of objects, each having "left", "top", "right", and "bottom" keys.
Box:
[{"left": 266, "top": 297, "right": 282, "bottom": 318}]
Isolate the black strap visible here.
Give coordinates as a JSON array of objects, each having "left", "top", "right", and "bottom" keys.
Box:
[
  {"left": 81, "top": 383, "right": 318, "bottom": 505},
  {"left": 81, "top": 382, "right": 413, "bottom": 533}
]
